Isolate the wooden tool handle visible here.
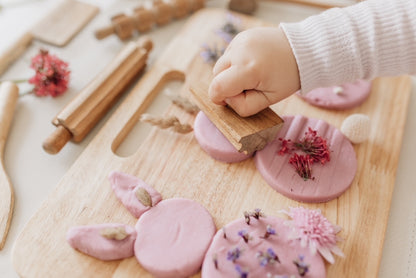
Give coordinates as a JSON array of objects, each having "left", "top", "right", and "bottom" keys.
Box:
[
  {"left": 0, "top": 32, "right": 33, "bottom": 76},
  {"left": 94, "top": 26, "right": 115, "bottom": 40},
  {"left": 0, "top": 82, "right": 19, "bottom": 150},
  {"left": 190, "top": 82, "right": 284, "bottom": 154},
  {"left": 43, "top": 37, "right": 153, "bottom": 154},
  {"left": 0, "top": 81, "right": 18, "bottom": 250}
]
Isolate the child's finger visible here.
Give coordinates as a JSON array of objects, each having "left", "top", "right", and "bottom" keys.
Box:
[
  {"left": 213, "top": 56, "right": 231, "bottom": 76},
  {"left": 225, "top": 90, "right": 271, "bottom": 117},
  {"left": 209, "top": 65, "right": 258, "bottom": 105}
]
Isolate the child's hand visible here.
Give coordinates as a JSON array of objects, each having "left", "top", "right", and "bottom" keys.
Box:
[{"left": 208, "top": 26, "right": 300, "bottom": 117}]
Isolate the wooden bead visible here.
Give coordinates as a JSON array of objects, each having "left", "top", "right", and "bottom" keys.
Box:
[
  {"left": 133, "top": 6, "right": 155, "bottom": 33},
  {"left": 190, "top": 0, "right": 205, "bottom": 12},
  {"left": 170, "top": 0, "right": 189, "bottom": 19},
  {"left": 111, "top": 14, "right": 135, "bottom": 40},
  {"left": 228, "top": 0, "right": 257, "bottom": 15},
  {"left": 153, "top": 0, "right": 173, "bottom": 26}
]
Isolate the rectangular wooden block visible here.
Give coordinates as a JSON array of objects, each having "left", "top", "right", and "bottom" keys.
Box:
[
  {"left": 31, "top": 0, "right": 99, "bottom": 47},
  {"left": 190, "top": 82, "right": 284, "bottom": 154}
]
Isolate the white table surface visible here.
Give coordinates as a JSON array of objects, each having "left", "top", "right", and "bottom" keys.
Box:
[{"left": 0, "top": 0, "right": 415, "bottom": 277}]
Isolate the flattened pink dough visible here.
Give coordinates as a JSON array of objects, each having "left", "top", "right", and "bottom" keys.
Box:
[
  {"left": 194, "top": 111, "right": 252, "bottom": 163},
  {"left": 134, "top": 198, "right": 216, "bottom": 278},
  {"left": 67, "top": 223, "right": 136, "bottom": 261},
  {"left": 299, "top": 80, "right": 371, "bottom": 110},
  {"left": 202, "top": 217, "right": 326, "bottom": 277},
  {"left": 108, "top": 171, "right": 162, "bottom": 218},
  {"left": 254, "top": 115, "right": 357, "bottom": 203}
]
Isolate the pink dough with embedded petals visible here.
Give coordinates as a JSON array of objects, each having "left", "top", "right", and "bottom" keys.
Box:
[
  {"left": 298, "top": 80, "right": 371, "bottom": 110},
  {"left": 67, "top": 223, "right": 136, "bottom": 261},
  {"left": 108, "top": 171, "right": 162, "bottom": 218},
  {"left": 194, "top": 111, "right": 252, "bottom": 163},
  {"left": 134, "top": 198, "right": 216, "bottom": 278},
  {"left": 201, "top": 216, "right": 326, "bottom": 278},
  {"left": 254, "top": 115, "right": 357, "bottom": 203}
]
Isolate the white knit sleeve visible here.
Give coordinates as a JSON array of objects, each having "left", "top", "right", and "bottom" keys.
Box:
[{"left": 280, "top": 0, "right": 416, "bottom": 94}]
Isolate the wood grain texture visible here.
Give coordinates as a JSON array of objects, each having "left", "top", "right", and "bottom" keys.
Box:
[
  {"left": 31, "top": 0, "right": 99, "bottom": 47},
  {"left": 12, "top": 9, "right": 411, "bottom": 278},
  {"left": 0, "top": 82, "right": 19, "bottom": 249},
  {"left": 0, "top": 32, "right": 33, "bottom": 77},
  {"left": 190, "top": 82, "right": 284, "bottom": 154}
]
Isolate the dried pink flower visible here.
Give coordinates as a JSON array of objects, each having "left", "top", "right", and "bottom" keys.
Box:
[
  {"left": 289, "top": 153, "right": 314, "bottom": 181},
  {"left": 28, "top": 49, "right": 70, "bottom": 97},
  {"left": 281, "top": 207, "right": 344, "bottom": 264},
  {"left": 295, "top": 127, "right": 331, "bottom": 164}
]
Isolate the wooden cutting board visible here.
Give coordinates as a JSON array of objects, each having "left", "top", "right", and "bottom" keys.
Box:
[{"left": 12, "top": 8, "right": 412, "bottom": 278}]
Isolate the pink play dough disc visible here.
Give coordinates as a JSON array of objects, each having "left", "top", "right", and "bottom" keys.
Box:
[
  {"left": 298, "top": 80, "right": 372, "bottom": 110},
  {"left": 194, "top": 111, "right": 252, "bottom": 163},
  {"left": 254, "top": 115, "right": 357, "bottom": 203},
  {"left": 201, "top": 216, "right": 326, "bottom": 277},
  {"left": 134, "top": 198, "right": 216, "bottom": 278}
]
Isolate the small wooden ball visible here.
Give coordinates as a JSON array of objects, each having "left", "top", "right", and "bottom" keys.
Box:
[
  {"left": 228, "top": 0, "right": 257, "bottom": 15},
  {"left": 153, "top": 0, "right": 173, "bottom": 26},
  {"left": 133, "top": 6, "right": 155, "bottom": 33},
  {"left": 341, "top": 114, "right": 371, "bottom": 144},
  {"left": 111, "top": 14, "right": 135, "bottom": 40}
]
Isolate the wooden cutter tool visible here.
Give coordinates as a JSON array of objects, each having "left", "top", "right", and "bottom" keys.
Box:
[
  {"left": 42, "top": 37, "right": 153, "bottom": 154},
  {"left": 190, "top": 82, "right": 284, "bottom": 154},
  {"left": 0, "top": 82, "right": 19, "bottom": 249}
]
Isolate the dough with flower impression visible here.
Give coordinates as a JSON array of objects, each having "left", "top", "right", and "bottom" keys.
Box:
[
  {"left": 298, "top": 80, "right": 371, "bottom": 110},
  {"left": 194, "top": 111, "right": 253, "bottom": 163},
  {"left": 254, "top": 115, "right": 357, "bottom": 203},
  {"left": 201, "top": 215, "right": 326, "bottom": 278},
  {"left": 134, "top": 198, "right": 216, "bottom": 278}
]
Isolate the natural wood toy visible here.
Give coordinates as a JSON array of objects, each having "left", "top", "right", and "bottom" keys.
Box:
[
  {"left": 0, "top": 82, "right": 19, "bottom": 249},
  {"left": 42, "top": 37, "right": 153, "bottom": 154},
  {"left": 228, "top": 0, "right": 258, "bottom": 15},
  {"left": 95, "top": 0, "right": 205, "bottom": 40},
  {"left": 190, "top": 82, "right": 284, "bottom": 154},
  {"left": 0, "top": 32, "right": 33, "bottom": 77}
]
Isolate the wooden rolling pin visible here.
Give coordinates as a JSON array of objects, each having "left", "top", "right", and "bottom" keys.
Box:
[
  {"left": 0, "top": 82, "right": 19, "bottom": 250},
  {"left": 42, "top": 37, "right": 153, "bottom": 154},
  {"left": 95, "top": 0, "right": 205, "bottom": 40}
]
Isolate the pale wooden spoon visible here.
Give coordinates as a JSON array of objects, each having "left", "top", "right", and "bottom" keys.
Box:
[{"left": 0, "top": 82, "right": 18, "bottom": 250}]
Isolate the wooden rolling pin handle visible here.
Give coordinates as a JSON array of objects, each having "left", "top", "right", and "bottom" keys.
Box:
[
  {"left": 137, "top": 36, "right": 153, "bottom": 52},
  {"left": 94, "top": 26, "right": 116, "bottom": 40},
  {"left": 42, "top": 125, "right": 72, "bottom": 154},
  {"left": 0, "top": 82, "right": 19, "bottom": 150}
]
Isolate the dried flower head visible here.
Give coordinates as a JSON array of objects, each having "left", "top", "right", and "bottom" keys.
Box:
[
  {"left": 250, "top": 208, "right": 265, "bottom": 219},
  {"left": 237, "top": 229, "right": 252, "bottom": 244},
  {"left": 223, "top": 227, "right": 227, "bottom": 239},
  {"left": 289, "top": 153, "right": 314, "bottom": 181},
  {"left": 293, "top": 255, "right": 309, "bottom": 277},
  {"left": 256, "top": 247, "right": 280, "bottom": 266},
  {"left": 235, "top": 264, "right": 249, "bottom": 278},
  {"left": 227, "top": 246, "right": 243, "bottom": 262},
  {"left": 260, "top": 225, "right": 277, "bottom": 239},
  {"left": 217, "top": 13, "right": 242, "bottom": 43},
  {"left": 213, "top": 253, "right": 218, "bottom": 269},
  {"left": 295, "top": 127, "right": 331, "bottom": 164},
  {"left": 29, "top": 49, "right": 70, "bottom": 97},
  {"left": 244, "top": 211, "right": 251, "bottom": 225},
  {"left": 281, "top": 207, "right": 344, "bottom": 264},
  {"left": 200, "top": 43, "right": 225, "bottom": 64},
  {"left": 277, "top": 138, "right": 295, "bottom": 155}
]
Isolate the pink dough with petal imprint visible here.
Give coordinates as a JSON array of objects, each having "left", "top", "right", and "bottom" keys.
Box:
[
  {"left": 134, "top": 198, "right": 216, "bottom": 278},
  {"left": 194, "top": 111, "right": 252, "bottom": 163},
  {"left": 108, "top": 171, "right": 162, "bottom": 218},
  {"left": 254, "top": 115, "right": 357, "bottom": 203},
  {"left": 201, "top": 216, "right": 326, "bottom": 278},
  {"left": 67, "top": 223, "right": 136, "bottom": 261},
  {"left": 298, "top": 80, "right": 372, "bottom": 110}
]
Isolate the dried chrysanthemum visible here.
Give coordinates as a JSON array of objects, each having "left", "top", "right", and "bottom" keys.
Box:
[
  {"left": 28, "top": 49, "right": 70, "bottom": 97},
  {"left": 281, "top": 207, "right": 344, "bottom": 264}
]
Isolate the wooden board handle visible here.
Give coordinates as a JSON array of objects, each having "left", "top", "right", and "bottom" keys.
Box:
[
  {"left": 0, "top": 32, "right": 33, "bottom": 76},
  {"left": 189, "top": 82, "right": 284, "bottom": 154},
  {"left": 0, "top": 81, "right": 18, "bottom": 250}
]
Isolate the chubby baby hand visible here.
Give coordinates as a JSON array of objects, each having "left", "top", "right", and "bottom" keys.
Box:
[{"left": 208, "top": 26, "right": 300, "bottom": 117}]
